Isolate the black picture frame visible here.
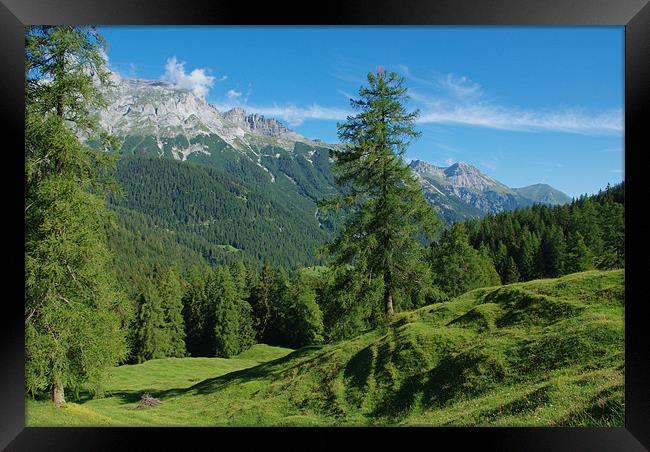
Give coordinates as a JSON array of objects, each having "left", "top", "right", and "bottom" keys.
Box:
[{"left": 2, "top": 0, "right": 648, "bottom": 450}]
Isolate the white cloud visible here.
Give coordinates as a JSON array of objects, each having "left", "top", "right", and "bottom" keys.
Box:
[
  {"left": 437, "top": 73, "right": 481, "bottom": 99},
  {"left": 400, "top": 66, "right": 622, "bottom": 136},
  {"left": 417, "top": 104, "right": 622, "bottom": 135},
  {"left": 227, "top": 89, "right": 242, "bottom": 99},
  {"left": 161, "top": 57, "right": 218, "bottom": 98}
]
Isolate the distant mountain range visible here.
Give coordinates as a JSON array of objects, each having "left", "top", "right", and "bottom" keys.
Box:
[
  {"left": 93, "top": 76, "right": 573, "bottom": 268},
  {"left": 409, "top": 160, "right": 571, "bottom": 222}
]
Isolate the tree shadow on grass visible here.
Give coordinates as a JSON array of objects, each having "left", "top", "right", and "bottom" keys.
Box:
[
  {"left": 184, "top": 345, "right": 325, "bottom": 396},
  {"left": 70, "top": 345, "right": 325, "bottom": 408}
]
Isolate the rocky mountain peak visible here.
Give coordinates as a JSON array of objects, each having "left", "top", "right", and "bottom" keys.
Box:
[
  {"left": 443, "top": 162, "right": 501, "bottom": 191},
  {"left": 223, "top": 107, "right": 247, "bottom": 125},
  {"left": 245, "top": 112, "right": 292, "bottom": 137},
  {"left": 222, "top": 107, "right": 305, "bottom": 141},
  {"left": 409, "top": 159, "right": 446, "bottom": 177},
  {"left": 444, "top": 161, "right": 475, "bottom": 176},
  {"left": 96, "top": 75, "right": 318, "bottom": 152}
]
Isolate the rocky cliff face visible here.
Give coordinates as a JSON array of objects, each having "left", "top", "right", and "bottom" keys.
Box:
[
  {"left": 97, "top": 76, "right": 314, "bottom": 153},
  {"left": 223, "top": 107, "right": 304, "bottom": 141}
]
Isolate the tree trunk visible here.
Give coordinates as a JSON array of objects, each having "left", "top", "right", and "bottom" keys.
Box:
[
  {"left": 52, "top": 378, "right": 65, "bottom": 407},
  {"left": 55, "top": 49, "right": 65, "bottom": 118},
  {"left": 384, "top": 288, "right": 394, "bottom": 317}
]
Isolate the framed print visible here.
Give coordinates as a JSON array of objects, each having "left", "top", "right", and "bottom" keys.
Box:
[{"left": 2, "top": 0, "right": 649, "bottom": 450}]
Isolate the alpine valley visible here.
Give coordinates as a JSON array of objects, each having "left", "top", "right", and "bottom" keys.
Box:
[{"left": 96, "top": 76, "right": 571, "bottom": 282}]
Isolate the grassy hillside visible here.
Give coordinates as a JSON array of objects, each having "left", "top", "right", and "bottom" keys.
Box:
[{"left": 27, "top": 270, "right": 624, "bottom": 426}]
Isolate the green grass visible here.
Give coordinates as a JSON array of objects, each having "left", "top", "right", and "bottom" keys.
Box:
[{"left": 27, "top": 270, "right": 624, "bottom": 427}]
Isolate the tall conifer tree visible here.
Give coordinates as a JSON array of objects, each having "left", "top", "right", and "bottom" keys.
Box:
[
  {"left": 212, "top": 267, "right": 241, "bottom": 358},
  {"left": 25, "top": 26, "right": 129, "bottom": 405},
  {"left": 321, "top": 68, "right": 439, "bottom": 316},
  {"left": 155, "top": 267, "right": 186, "bottom": 358}
]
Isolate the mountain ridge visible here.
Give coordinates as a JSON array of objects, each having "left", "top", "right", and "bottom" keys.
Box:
[{"left": 96, "top": 75, "right": 571, "bottom": 226}]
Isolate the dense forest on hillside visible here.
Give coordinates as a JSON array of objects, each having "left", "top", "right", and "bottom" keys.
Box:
[
  {"left": 465, "top": 183, "right": 624, "bottom": 283},
  {"left": 105, "top": 155, "right": 342, "bottom": 293}
]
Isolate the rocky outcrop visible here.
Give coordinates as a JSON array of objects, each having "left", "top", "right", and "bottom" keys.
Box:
[
  {"left": 97, "top": 76, "right": 313, "bottom": 151},
  {"left": 224, "top": 108, "right": 303, "bottom": 141}
]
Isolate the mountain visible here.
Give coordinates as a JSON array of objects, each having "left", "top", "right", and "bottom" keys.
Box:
[
  {"left": 409, "top": 160, "right": 570, "bottom": 223},
  {"left": 98, "top": 77, "right": 325, "bottom": 157},
  {"left": 95, "top": 76, "right": 571, "bottom": 274},
  {"left": 514, "top": 183, "right": 573, "bottom": 205}
]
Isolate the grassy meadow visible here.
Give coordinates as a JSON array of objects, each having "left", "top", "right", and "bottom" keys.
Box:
[{"left": 27, "top": 269, "right": 624, "bottom": 427}]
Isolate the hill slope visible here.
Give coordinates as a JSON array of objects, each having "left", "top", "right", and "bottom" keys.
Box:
[
  {"left": 514, "top": 183, "right": 573, "bottom": 205},
  {"left": 28, "top": 270, "right": 624, "bottom": 426}
]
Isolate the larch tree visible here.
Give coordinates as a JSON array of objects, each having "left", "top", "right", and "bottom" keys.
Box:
[
  {"left": 321, "top": 68, "right": 439, "bottom": 317},
  {"left": 25, "top": 26, "right": 130, "bottom": 406}
]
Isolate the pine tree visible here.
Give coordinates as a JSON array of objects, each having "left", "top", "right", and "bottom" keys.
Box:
[
  {"left": 502, "top": 256, "right": 521, "bottom": 284},
  {"left": 321, "top": 68, "right": 439, "bottom": 317},
  {"left": 249, "top": 262, "right": 274, "bottom": 340},
  {"left": 25, "top": 26, "right": 129, "bottom": 405},
  {"left": 155, "top": 267, "right": 186, "bottom": 358},
  {"left": 236, "top": 297, "right": 257, "bottom": 353},
  {"left": 541, "top": 225, "right": 566, "bottom": 277},
  {"left": 284, "top": 272, "right": 324, "bottom": 348},
  {"left": 131, "top": 284, "right": 167, "bottom": 363},
  {"left": 565, "top": 231, "right": 593, "bottom": 273},
  {"left": 597, "top": 199, "right": 625, "bottom": 269},
  {"left": 212, "top": 267, "right": 241, "bottom": 358},
  {"left": 517, "top": 228, "right": 538, "bottom": 281},
  {"left": 265, "top": 266, "right": 291, "bottom": 344},
  {"left": 231, "top": 261, "right": 250, "bottom": 300},
  {"left": 429, "top": 223, "right": 501, "bottom": 298},
  {"left": 182, "top": 266, "right": 212, "bottom": 356}
]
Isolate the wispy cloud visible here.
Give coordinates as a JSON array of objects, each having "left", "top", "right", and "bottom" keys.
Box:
[
  {"left": 337, "top": 89, "right": 354, "bottom": 100},
  {"left": 227, "top": 89, "right": 242, "bottom": 99},
  {"left": 161, "top": 57, "right": 224, "bottom": 98},
  {"left": 204, "top": 63, "right": 622, "bottom": 135},
  {"left": 437, "top": 73, "right": 481, "bottom": 99},
  {"left": 417, "top": 103, "right": 622, "bottom": 135},
  {"left": 127, "top": 63, "right": 138, "bottom": 78},
  {"left": 399, "top": 66, "right": 622, "bottom": 136}
]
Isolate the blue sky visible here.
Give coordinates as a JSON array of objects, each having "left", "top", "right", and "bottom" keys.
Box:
[{"left": 99, "top": 26, "right": 624, "bottom": 198}]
